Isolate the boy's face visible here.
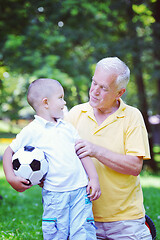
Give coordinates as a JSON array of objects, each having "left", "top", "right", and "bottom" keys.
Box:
[{"left": 47, "top": 85, "right": 66, "bottom": 121}]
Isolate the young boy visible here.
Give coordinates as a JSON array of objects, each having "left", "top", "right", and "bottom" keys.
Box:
[{"left": 3, "top": 78, "right": 101, "bottom": 240}]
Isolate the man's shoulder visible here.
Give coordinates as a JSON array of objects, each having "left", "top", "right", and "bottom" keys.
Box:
[
  {"left": 64, "top": 102, "right": 90, "bottom": 126},
  {"left": 69, "top": 102, "right": 90, "bottom": 113},
  {"left": 123, "top": 102, "right": 144, "bottom": 124},
  {"left": 124, "top": 103, "right": 142, "bottom": 116}
]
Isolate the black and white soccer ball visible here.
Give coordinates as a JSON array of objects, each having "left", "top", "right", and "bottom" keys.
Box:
[{"left": 12, "top": 146, "right": 49, "bottom": 185}]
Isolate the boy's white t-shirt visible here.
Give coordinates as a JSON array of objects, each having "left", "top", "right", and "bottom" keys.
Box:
[{"left": 10, "top": 115, "right": 88, "bottom": 191}]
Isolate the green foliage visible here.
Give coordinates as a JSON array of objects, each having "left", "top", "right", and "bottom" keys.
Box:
[
  {"left": 0, "top": 0, "right": 160, "bottom": 112},
  {"left": 0, "top": 74, "right": 30, "bottom": 120},
  {"left": 0, "top": 0, "right": 160, "bottom": 171}
]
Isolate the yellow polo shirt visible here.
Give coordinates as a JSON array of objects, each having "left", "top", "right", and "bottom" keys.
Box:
[{"left": 65, "top": 99, "right": 150, "bottom": 222}]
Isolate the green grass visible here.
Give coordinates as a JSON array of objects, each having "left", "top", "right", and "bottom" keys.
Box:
[
  {"left": 0, "top": 161, "right": 160, "bottom": 239},
  {"left": 0, "top": 120, "right": 160, "bottom": 238},
  {"left": 0, "top": 162, "right": 43, "bottom": 239},
  {"left": 140, "top": 171, "right": 160, "bottom": 239},
  {"left": 0, "top": 118, "right": 43, "bottom": 239}
]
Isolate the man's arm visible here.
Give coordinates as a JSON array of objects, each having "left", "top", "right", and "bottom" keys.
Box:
[
  {"left": 3, "top": 146, "right": 31, "bottom": 192},
  {"left": 80, "top": 156, "right": 101, "bottom": 201},
  {"left": 75, "top": 140, "right": 143, "bottom": 176}
]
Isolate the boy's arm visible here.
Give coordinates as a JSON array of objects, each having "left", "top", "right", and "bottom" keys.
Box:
[
  {"left": 80, "top": 156, "right": 101, "bottom": 201},
  {"left": 3, "top": 146, "right": 31, "bottom": 192}
]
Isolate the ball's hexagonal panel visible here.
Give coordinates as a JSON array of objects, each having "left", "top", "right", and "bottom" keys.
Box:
[
  {"left": 15, "top": 164, "right": 33, "bottom": 179},
  {"left": 29, "top": 171, "right": 44, "bottom": 185},
  {"left": 41, "top": 158, "right": 49, "bottom": 175}
]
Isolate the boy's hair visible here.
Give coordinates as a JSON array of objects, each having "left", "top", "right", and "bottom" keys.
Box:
[
  {"left": 27, "top": 78, "right": 61, "bottom": 111},
  {"left": 96, "top": 57, "right": 130, "bottom": 90}
]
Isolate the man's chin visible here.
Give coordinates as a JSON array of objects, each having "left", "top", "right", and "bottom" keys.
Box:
[
  {"left": 89, "top": 100, "right": 97, "bottom": 108},
  {"left": 89, "top": 100, "right": 93, "bottom": 106}
]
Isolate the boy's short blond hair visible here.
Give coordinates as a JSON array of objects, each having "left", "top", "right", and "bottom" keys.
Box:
[{"left": 27, "top": 78, "right": 61, "bottom": 111}]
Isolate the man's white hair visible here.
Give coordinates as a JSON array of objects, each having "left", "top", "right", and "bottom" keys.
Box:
[{"left": 96, "top": 57, "right": 130, "bottom": 90}]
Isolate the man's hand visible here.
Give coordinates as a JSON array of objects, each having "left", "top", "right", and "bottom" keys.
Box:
[{"left": 75, "top": 139, "right": 96, "bottom": 159}]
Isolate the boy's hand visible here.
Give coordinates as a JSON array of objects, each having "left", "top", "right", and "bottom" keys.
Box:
[
  {"left": 86, "top": 178, "right": 101, "bottom": 201},
  {"left": 3, "top": 146, "right": 32, "bottom": 192},
  {"left": 38, "top": 178, "right": 45, "bottom": 188},
  {"left": 8, "top": 175, "right": 32, "bottom": 192}
]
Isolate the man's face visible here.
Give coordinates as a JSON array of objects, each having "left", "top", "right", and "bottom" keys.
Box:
[{"left": 89, "top": 67, "right": 121, "bottom": 110}]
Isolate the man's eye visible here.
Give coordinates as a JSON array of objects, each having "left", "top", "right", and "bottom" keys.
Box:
[{"left": 102, "top": 87, "right": 108, "bottom": 91}]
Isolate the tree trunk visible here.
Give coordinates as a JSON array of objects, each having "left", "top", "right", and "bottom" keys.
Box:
[
  {"left": 126, "top": 1, "right": 157, "bottom": 170},
  {"left": 151, "top": 0, "right": 160, "bottom": 114},
  {"left": 133, "top": 64, "right": 157, "bottom": 170}
]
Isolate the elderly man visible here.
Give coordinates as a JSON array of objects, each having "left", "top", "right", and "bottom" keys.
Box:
[{"left": 65, "top": 57, "right": 152, "bottom": 239}]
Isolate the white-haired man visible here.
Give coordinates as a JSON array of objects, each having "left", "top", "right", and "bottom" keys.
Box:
[{"left": 65, "top": 57, "right": 152, "bottom": 239}]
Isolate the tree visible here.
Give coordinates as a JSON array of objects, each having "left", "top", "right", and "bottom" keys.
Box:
[
  {"left": 123, "top": 1, "right": 157, "bottom": 170},
  {"left": 149, "top": 0, "right": 160, "bottom": 114},
  {"left": 0, "top": 0, "right": 159, "bottom": 169}
]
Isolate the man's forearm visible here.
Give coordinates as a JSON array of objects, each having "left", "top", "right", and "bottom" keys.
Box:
[{"left": 94, "top": 144, "right": 143, "bottom": 176}]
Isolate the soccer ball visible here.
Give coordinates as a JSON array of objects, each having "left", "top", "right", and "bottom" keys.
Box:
[{"left": 12, "top": 146, "right": 49, "bottom": 185}]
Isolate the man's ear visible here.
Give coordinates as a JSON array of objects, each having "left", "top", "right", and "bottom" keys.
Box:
[
  {"left": 116, "top": 88, "right": 126, "bottom": 100},
  {"left": 42, "top": 98, "right": 49, "bottom": 108}
]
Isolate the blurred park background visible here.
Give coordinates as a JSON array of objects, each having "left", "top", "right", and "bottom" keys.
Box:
[{"left": 0, "top": 0, "right": 160, "bottom": 239}]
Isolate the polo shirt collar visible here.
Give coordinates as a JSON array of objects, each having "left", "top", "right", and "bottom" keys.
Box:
[
  {"left": 114, "top": 98, "right": 126, "bottom": 118},
  {"left": 83, "top": 98, "right": 126, "bottom": 119},
  {"left": 34, "top": 115, "right": 64, "bottom": 127},
  {"left": 81, "top": 99, "right": 127, "bottom": 131}
]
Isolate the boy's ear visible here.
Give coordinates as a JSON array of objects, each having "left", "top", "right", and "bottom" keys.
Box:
[{"left": 42, "top": 98, "right": 48, "bottom": 108}]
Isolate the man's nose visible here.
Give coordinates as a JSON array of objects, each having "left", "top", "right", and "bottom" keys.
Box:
[{"left": 93, "top": 85, "right": 100, "bottom": 95}]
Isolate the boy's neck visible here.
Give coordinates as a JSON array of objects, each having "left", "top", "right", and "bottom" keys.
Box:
[{"left": 36, "top": 113, "right": 57, "bottom": 123}]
